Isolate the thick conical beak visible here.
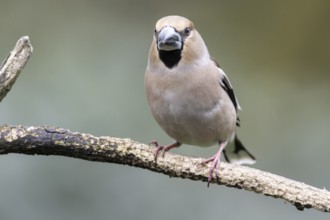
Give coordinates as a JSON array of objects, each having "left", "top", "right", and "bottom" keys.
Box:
[{"left": 157, "top": 26, "right": 182, "bottom": 51}]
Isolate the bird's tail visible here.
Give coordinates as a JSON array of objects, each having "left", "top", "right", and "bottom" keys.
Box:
[{"left": 223, "top": 135, "right": 256, "bottom": 165}]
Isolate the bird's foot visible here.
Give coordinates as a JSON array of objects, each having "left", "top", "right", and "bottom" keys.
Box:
[
  {"left": 149, "top": 140, "right": 181, "bottom": 162},
  {"left": 201, "top": 154, "right": 221, "bottom": 187},
  {"left": 201, "top": 141, "right": 227, "bottom": 187}
]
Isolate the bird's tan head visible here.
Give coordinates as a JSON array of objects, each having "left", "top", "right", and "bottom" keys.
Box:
[{"left": 151, "top": 15, "right": 209, "bottom": 69}]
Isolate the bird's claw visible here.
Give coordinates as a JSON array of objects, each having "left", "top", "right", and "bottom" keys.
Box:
[
  {"left": 148, "top": 141, "right": 181, "bottom": 162},
  {"left": 201, "top": 141, "right": 227, "bottom": 187},
  {"left": 148, "top": 140, "right": 159, "bottom": 147},
  {"left": 148, "top": 140, "right": 166, "bottom": 161},
  {"left": 202, "top": 156, "right": 221, "bottom": 187}
]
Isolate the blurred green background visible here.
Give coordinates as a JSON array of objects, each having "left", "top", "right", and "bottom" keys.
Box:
[{"left": 1, "top": 0, "right": 330, "bottom": 219}]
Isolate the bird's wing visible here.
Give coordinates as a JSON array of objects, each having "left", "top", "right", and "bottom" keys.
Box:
[{"left": 217, "top": 66, "right": 242, "bottom": 126}]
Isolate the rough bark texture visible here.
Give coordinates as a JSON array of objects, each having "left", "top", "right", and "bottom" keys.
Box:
[
  {"left": 1, "top": 37, "right": 330, "bottom": 213},
  {"left": 0, "top": 124, "right": 330, "bottom": 212}
]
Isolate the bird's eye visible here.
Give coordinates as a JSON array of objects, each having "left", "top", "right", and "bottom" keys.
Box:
[
  {"left": 184, "top": 27, "right": 191, "bottom": 36},
  {"left": 154, "top": 29, "right": 159, "bottom": 38}
]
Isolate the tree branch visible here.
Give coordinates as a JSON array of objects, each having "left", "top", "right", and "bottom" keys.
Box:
[
  {"left": 0, "top": 36, "right": 33, "bottom": 102},
  {"left": 0, "top": 124, "right": 330, "bottom": 212},
  {"left": 1, "top": 37, "right": 330, "bottom": 213}
]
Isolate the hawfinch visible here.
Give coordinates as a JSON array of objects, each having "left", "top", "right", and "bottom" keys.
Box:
[{"left": 145, "top": 15, "right": 256, "bottom": 186}]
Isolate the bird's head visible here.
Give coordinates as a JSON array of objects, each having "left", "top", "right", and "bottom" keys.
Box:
[{"left": 150, "top": 15, "right": 209, "bottom": 69}]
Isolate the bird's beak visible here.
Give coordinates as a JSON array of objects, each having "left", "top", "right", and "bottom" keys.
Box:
[{"left": 157, "top": 26, "right": 182, "bottom": 51}]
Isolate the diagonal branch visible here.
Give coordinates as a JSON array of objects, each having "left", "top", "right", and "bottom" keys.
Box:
[
  {"left": 0, "top": 36, "right": 33, "bottom": 102},
  {"left": 1, "top": 37, "right": 330, "bottom": 213}
]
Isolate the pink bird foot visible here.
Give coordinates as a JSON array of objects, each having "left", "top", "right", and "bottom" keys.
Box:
[
  {"left": 201, "top": 141, "right": 227, "bottom": 187},
  {"left": 149, "top": 140, "right": 181, "bottom": 162}
]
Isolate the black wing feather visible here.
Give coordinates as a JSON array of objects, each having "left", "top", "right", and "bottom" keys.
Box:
[{"left": 220, "top": 73, "right": 241, "bottom": 127}]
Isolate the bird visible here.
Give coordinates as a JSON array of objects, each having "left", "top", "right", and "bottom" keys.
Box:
[{"left": 145, "top": 15, "right": 256, "bottom": 186}]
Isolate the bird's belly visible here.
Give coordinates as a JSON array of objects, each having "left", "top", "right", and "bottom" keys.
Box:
[
  {"left": 152, "top": 94, "right": 236, "bottom": 146},
  {"left": 165, "top": 116, "right": 220, "bottom": 147}
]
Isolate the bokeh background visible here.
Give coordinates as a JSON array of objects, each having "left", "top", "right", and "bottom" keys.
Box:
[{"left": 1, "top": 0, "right": 330, "bottom": 219}]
